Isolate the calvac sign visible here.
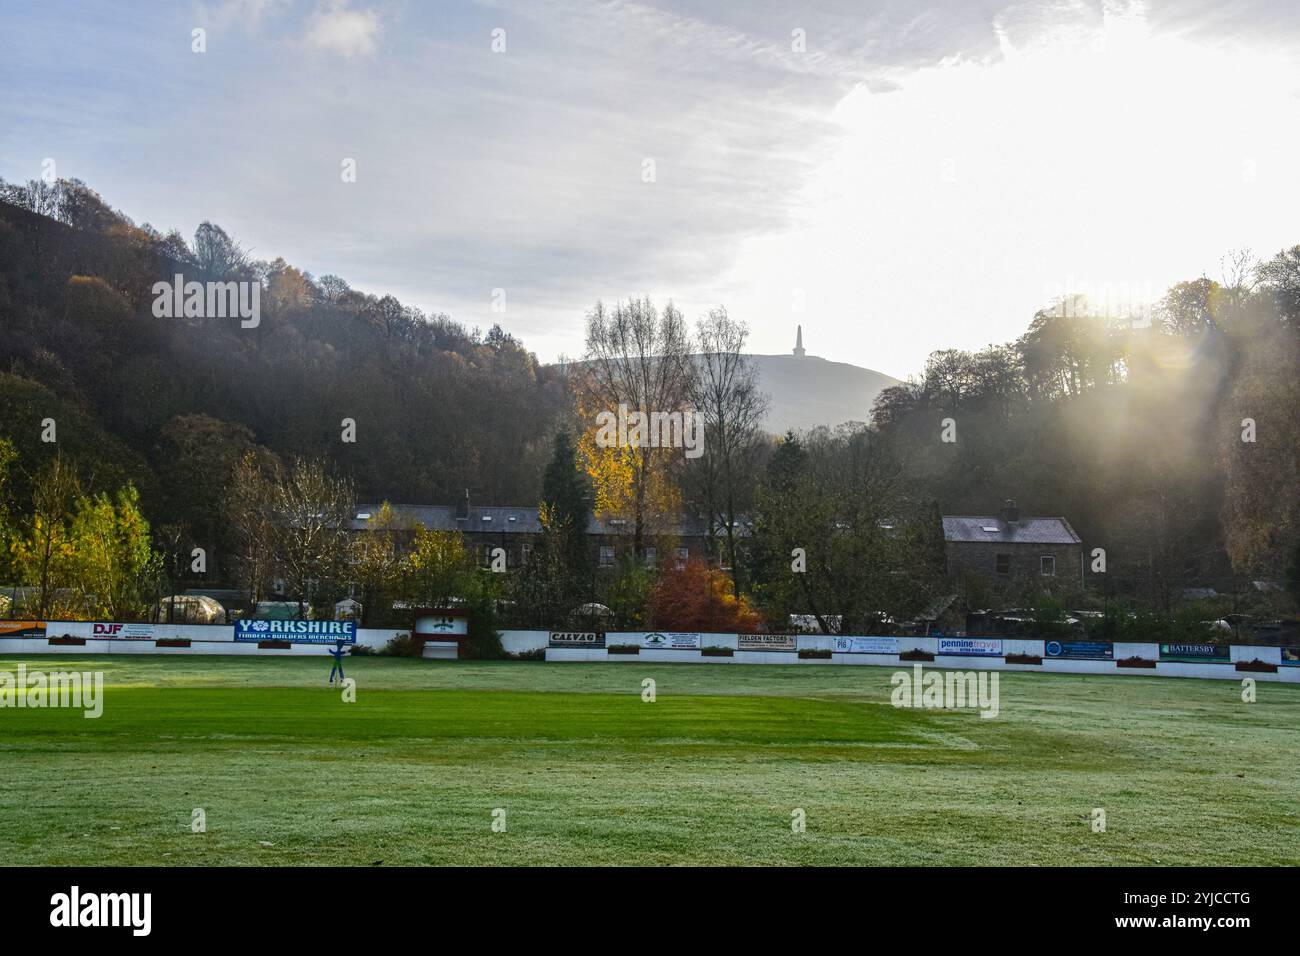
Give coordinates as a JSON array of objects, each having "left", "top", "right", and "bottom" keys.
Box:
[{"left": 234, "top": 619, "right": 356, "bottom": 644}]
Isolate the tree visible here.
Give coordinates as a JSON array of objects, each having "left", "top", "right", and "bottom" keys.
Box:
[
  {"left": 402, "top": 526, "right": 471, "bottom": 609},
  {"left": 577, "top": 297, "right": 694, "bottom": 558},
  {"left": 66, "top": 484, "right": 162, "bottom": 620},
  {"left": 271, "top": 457, "right": 355, "bottom": 616},
  {"left": 541, "top": 429, "right": 592, "bottom": 590},
  {"left": 0, "top": 437, "right": 14, "bottom": 576},
  {"left": 751, "top": 426, "right": 938, "bottom": 633},
  {"left": 226, "top": 452, "right": 278, "bottom": 607},
  {"left": 8, "top": 454, "right": 80, "bottom": 618},
  {"left": 191, "top": 221, "right": 250, "bottom": 281},
  {"left": 688, "top": 307, "right": 767, "bottom": 594},
  {"left": 647, "top": 557, "right": 763, "bottom": 632},
  {"left": 351, "top": 501, "right": 405, "bottom": 624}
]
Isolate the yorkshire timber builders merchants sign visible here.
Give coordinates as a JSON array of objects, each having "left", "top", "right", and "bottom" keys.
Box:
[
  {"left": 548, "top": 631, "right": 605, "bottom": 648},
  {"left": 738, "top": 634, "right": 798, "bottom": 651},
  {"left": 937, "top": 637, "right": 1003, "bottom": 657},
  {"left": 234, "top": 619, "right": 356, "bottom": 644},
  {"left": 832, "top": 636, "right": 899, "bottom": 655},
  {"left": 1045, "top": 640, "right": 1114, "bottom": 661},
  {"left": 1159, "top": 642, "right": 1230, "bottom": 663}
]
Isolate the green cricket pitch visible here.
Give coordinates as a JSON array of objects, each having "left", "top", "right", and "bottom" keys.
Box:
[{"left": 1, "top": 655, "right": 1296, "bottom": 866}]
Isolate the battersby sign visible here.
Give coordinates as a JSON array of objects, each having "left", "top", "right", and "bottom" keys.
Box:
[
  {"left": 937, "top": 637, "right": 1003, "bottom": 657},
  {"left": 738, "top": 634, "right": 797, "bottom": 651},
  {"left": 1159, "top": 642, "right": 1230, "bottom": 663},
  {"left": 832, "top": 636, "right": 899, "bottom": 654},
  {"left": 92, "top": 623, "right": 155, "bottom": 640},
  {"left": 234, "top": 619, "right": 357, "bottom": 644},
  {"left": 548, "top": 631, "right": 605, "bottom": 648}
]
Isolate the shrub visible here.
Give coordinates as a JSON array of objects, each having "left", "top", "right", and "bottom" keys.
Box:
[
  {"left": 508, "top": 648, "right": 546, "bottom": 661},
  {"left": 701, "top": 646, "right": 734, "bottom": 657},
  {"left": 380, "top": 633, "right": 422, "bottom": 657},
  {"left": 349, "top": 642, "right": 375, "bottom": 656},
  {"left": 647, "top": 558, "right": 762, "bottom": 633},
  {"left": 899, "top": 648, "right": 934, "bottom": 661},
  {"left": 1117, "top": 655, "right": 1156, "bottom": 668},
  {"left": 608, "top": 644, "right": 640, "bottom": 655},
  {"left": 798, "top": 648, "right": 831, "bottom": 659},
  {"left": 1005, "top": 653, "right": 1041, "bottom": 664}
]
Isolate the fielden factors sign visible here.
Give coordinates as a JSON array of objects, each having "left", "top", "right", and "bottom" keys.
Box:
[{"left": 234, "top": 619, "right": 356, "bottom": 644}]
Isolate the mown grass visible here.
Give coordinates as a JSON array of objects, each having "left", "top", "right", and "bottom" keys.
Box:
[{"left": 0, "top": 655, "right": 1296, "bottom": 865}]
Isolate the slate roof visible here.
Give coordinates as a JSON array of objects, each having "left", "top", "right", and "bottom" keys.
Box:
[
  {"left": 350, "top": 503, "right": 709, "bottom": 537},
  {"left": 942, "top": 515, "right": 1081, "bottom": 545}
]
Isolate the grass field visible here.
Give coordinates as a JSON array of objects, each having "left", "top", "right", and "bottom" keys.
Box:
[{"left": 1, "top": 654, "right": 1296, "bottom": 866}]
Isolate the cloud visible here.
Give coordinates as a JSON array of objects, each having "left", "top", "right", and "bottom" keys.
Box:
[
  {"left": 303, "top": 0, "right": 382, "bottom": 58},
  {"left": 198, "top": 0, "right": 293, "bottom": 32}
]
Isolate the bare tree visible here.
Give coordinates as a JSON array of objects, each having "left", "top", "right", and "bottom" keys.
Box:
[
  {"left": 226, "top": 452, "right": 278, "bottom": 608},
  {"left": 271, "top": 457, "right": 355, "bottom": 617},
  {"left": 580, "top": 297, "right": 694, "bottom": 558},
  {"left": 689, "top": 307, "right": 768, "bottom": 594}
]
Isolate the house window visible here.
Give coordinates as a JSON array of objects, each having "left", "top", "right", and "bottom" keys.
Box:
[
  {"left": 1040, "top": 555, "right": 1056, "bottom": 576},
  {"left": 521, "top": 544, "right": 532, "bottom": 565},
  {"left": 644, "top": 547, "right": 656, "bottom": 568},
  {"left": 995, "top": 553, "right": 1010, "bottom": 575},
  {"left": 674, "top": 547, "right": 689, "bottom": 570},
  {"left": 599, "top": 545, "right": 615, "bottom": 567}
]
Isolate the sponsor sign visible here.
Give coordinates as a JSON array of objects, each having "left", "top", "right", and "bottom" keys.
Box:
[
  {"left": 92, "top": 622, "right": 155, "bottom": 641},
  {"left": 414, "top": 613, "right": 468, "bottom": 636},
  {"left": 1280, "top": 647, "right": 1300, "bottom": 667},
  {"left": 937, "top": 637, "right": 1003, "bottom": 657},
  {"left": 1159, "top": 642, "right": 1230, "bottom": 663},
  {"left": 832, "top": 636, "right": 899, "bottom": 655},
  {"left": 548, "top": 631, "right": 605, "bottom": 648},
  {"left": 233, "top": 619, "right": 356, "bottom": 644},
  {"left": 0, "top": 621, "right": 46, "bottom": 639},
  {"left": 1044, "top": 640, "right": 1114, "bottom": 661},
  {"left": 640, "top": 632, "right": 701, "bottom": 650},
  {"left": 738, "top": 634, "right": 797, "bottom": 652}
]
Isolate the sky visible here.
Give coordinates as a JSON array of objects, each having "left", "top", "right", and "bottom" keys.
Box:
[{"left": 2, "top": 0, "right": 1299, "bottom": 380}]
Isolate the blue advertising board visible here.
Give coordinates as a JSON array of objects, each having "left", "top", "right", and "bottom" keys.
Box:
[
  {"left": 234, "top": 619, "right": 356, "bottom": 644},
  {"left": 1044, "top": 640, "right": 1113, "bottom": 660}
]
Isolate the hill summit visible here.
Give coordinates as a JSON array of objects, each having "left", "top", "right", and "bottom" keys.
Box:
[{"left": 746, "top": 328, "right": 901, "bottom": 432}]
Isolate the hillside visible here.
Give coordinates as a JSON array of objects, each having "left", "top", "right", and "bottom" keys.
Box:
[{"left": 748, "top": 353, "right": 901, "bottom": 434}]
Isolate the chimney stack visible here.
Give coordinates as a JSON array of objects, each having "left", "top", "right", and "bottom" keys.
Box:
[
  {"left": 1000, "top": 499, "right": 1019, "bottom": 524},
  {"left": 456, "top": 489, "right": 470, "bottom": 521}
]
